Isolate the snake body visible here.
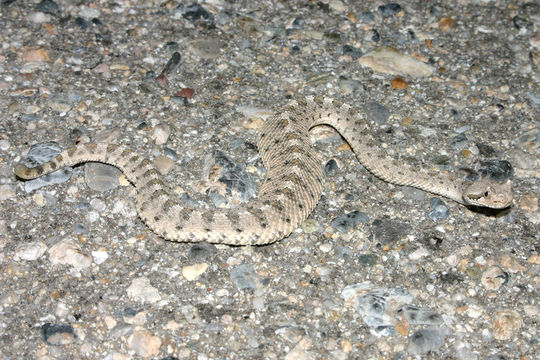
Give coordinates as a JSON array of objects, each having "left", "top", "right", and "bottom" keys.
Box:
[{"left": 14, "top": 97, "right": 513, "bottom": 245}]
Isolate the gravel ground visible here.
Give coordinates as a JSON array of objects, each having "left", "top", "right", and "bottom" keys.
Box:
[{"left": 0, "top": 1, "right": 539, "bottom": 359}]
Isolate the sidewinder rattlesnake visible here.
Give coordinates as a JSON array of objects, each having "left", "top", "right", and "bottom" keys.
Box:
[{"left": 14, "top": 96, "right": 513, "bottom": 245}]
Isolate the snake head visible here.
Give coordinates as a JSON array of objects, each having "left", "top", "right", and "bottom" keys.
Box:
[{"left": 462, "top": 178, "right": 513, "bottom": 209}]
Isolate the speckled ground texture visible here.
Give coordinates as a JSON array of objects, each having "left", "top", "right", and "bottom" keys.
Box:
[{"left": 0, "top": 0, "right": 539, "bottom": 359}]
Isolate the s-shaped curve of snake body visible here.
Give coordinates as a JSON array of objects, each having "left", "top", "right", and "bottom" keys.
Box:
[{"left": 14, "top": 96, "right": 513, "bottom": 245}]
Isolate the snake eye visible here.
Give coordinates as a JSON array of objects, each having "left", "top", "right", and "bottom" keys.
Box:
[{"left": 484, "top": 191, "right": 489, "bottom": 197}]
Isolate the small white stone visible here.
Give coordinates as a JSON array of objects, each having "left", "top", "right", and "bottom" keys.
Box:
[
  {"left": 14, "top": 241, "right": 47, "bottom": 261},
  {"left": 79, "top": 6, "right": 100, "bottom": 19},
  {"left": 182, "top": 263, "right": 209, "bottom": 281},
  {"left": 86, "top": 210, "right": 100, "bottom": 223},
  {"left": 319, "top": 242, "right": 333, "bottom": 253},
  {"left": 329, "top": 0, "right": 346, "bottom": 12},
  {"left": 0, "top": 184, "right": 15, "bottom": 201},
  {"left": 151, "top": 124, "right": 171, "bottom": 145},
  {"left": 27, "top": 11, "right": 51, "bottom": 24},
  {"left": 0, "top": 139, "right": 10, "bottom": 151},
  {"left": 127, "top": 330, "right": 162, "bottom": 358},
  {"left": 0, "top": 291, "right": 19, "bottom": 306},
  {"left": 359, "top": 47, "right": 434, "bottom": 77},
  {"left": 55, "top": 301, "right": 70, "bottom": 318},
  {"left": 91, "top": 250, "right": 109, "bottom": 264},
  {"left": 104, "top": 315, "right": 117, "bottom": 329},
  {"left": 127, "top": 277, "right": 162, "bottom": 304},
  {"left": 465, "top": 304, "right": 484, "bottom": 319},
  {"left": 49, "top": 240, "right": 93, "bottom": 269},
  {"left": 215, "top": 288, "right": 230, "bottom": 297},
  {"left": 408, "top": 247, "right": 430, "bottom": 260},
  {"left": 32, "top": 192, "right": 45, "bottom": 207},
  {"left": 153, "top": 155, "right": 175, "bottom": 175}
]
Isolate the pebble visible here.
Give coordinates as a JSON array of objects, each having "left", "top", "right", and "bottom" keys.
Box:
[
  {"left": 23, "top": 47, "right": 50, "bottom": 63},
  {"left": 151, "top": 124, "right": 171, "bottom": 145},
  {"left": 378, "top": 3, "right": 402, "bottom": 17},
  {"left": 36, "top": 0, "right": 59, "bottom": 12},
  {"left": 153, "top": 155, "right": 175, "bottom": 175},
  {"left": 342, "top": 283, "right": 414, "bottom": 336},
  {"left": 481, "top": 266, "right": 508, "bottom": 290},
  {"left": 371, "top": 219, "right": 411, "bottom": 245},
  {"left": 428, "top": 198, "right": 450, "bottom": 222},
  {"left": 408, "top": 247, "right": 430, "bottom": 261},
  {"left": 206, "top": 150, "right": 256, "bottom": 202},
  {"left": 330, "top": 210, "right": 369, "bottom": 232},
  {"left": 477, "top": 160, "right": 514, "bottom": 182},
  {"left": 189, "top": 38, "right": 222, "bottom": 60},
  {"left": 324, "top": 158, "right": 340, "bottom": 175},
  {"left": 301, "top": 219, "right": 321, "bottom": 234},
  {"left": 397, "top": 305, "right": 443, "bottom": 325},
  {"left": 127, "top": 330, "right": 162, "bottom": 358},
  {"left": 14, "top": 241, "right": 47, "bottom": 261},
  {"left": 449, "top": 133, "right": 468, "bottom": 150},
  {"left": 182, "top": 263, "right": 209, "bottom": 281},
  {"left": 0, "top": 185, "right": 15, "bottom": 201},
  {"left": 0, "top": 139, "right": 10, "bottom": 151},
  {"left": 230, "top": 264, "right": 260, "bottom": 291},
  {"left": 364, "top": 101, "right": 390, "bottom": 123},
  {"left": 91, "top": 250, "right": 109, "bottom": 265},
  {"left": 178, "top": 2, "right": 214, "bottom": 23},
  {"left": 48, "top": 239, "right": 92, "bottom": 270},
  {"left": 492, "top": 309, "right": 523, "bottom": 340},
  {"left": 359, "top": 47, "right": 434, "bottom": 77},
  {"left": 126, "top": 277, "right": 162, "bottom": 304},
  {"left": 391, "top": 77, "right": 408, "bottom": 89},
  {"left": 439, "top": 17, "right": 457, "bottom": 31},
  {"left": 408, "top": 327, "right": 450, "bottom": 355},
  {"left": 189, "top": 242, "right": 217, "bottom": 262},
  {"left": 41, "top": 323, "right": 76, "bottom": 345},
  {"left": 27, "top": 11, "right": 51, "bottom": 23},
  {"left": 284, "top": 338, "right": 315, "bottom": 360}
]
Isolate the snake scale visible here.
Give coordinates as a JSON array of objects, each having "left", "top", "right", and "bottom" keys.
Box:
[{"left": 14, "top": 96, "right": 513, "bottom": 245}]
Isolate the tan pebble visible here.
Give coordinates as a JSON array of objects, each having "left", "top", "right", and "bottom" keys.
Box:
[
  {"left": 23, "top": 47, "right": 50, "bottom": 62},
  {"left": 153, "top": 156, "right": 175, "bottom": 175},
  {"left": 104, "top": 316, "right": 117, "bottom": 329},
  {"left": 127, "top": 330, "right": 162, "bottom": 358},
  {"left": 481, "top": 266, "right": 507, "bottom": 290},
  {"left": 165, "top": 320, "right": 181, "bottom": 331},
  {"left": 336, "top": 143, "right": 351, "bottom": 152},
  {"left": 124, "top": 310, "right": 147, "bottom": 325},
  {"left": 402, "top": 117, "right": 412, "bottom": 126},
  {"left": 492, "top": 309, "right": 523, "bottom": 340},
  {"left": 395, "top": 323, "right": 408, "bottom": 336},
  {"left": 527, "top": 255, "right": 540, "bottom": 265},
  {"left": 127, "top": 277, "right": 162, "bottom": 304},
  {"left": 499, "top": 254, "right": 527, "bottom": 273},
  {"left": 358, "top": 47, "right": 434, "bottom": 77},
  {"left": 518, "top": 194, "right": 538, "bottom": 212},
  {"left": 49, "top": 239, "right": 92, "bottom": 270},
  {"left": 110, "top": 63, "right": 130, "bottom": 71},
  {"left": 32, "top": 192, "right": 45, "bottom": 206},
  {"left": 391, "top": 77, "right": 408, "bottom": 89},
  {"left": 182, "top": 263, "right": 209, "bottom": 281},
  {"left": 242, "top": 116, "right": 265, "bottom": 130},
  {"left": 341, "top": 339, "right": 352, "bottom": 353},
  {"left": 152, "top": 124, "right": 170, "bottom": 145},
  {"left": 439, "top": 17, "right": 457, "bottom": 31},
  {"left": 119, "top": 174, "right": 130, "bottom": 186},
  {"left": 461, "top": 149, "right": 471, "bottom": 158}
]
